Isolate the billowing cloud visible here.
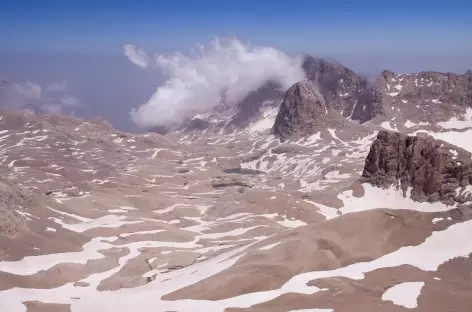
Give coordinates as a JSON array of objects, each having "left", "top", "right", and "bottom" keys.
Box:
[
  {"left": 124, "top": 44, "right": 150, "bottom": 69},
  {"left": 0, "top": 80, "right": 81, "bottom": 115},
  {"left": 125, "top": 37, "right": 305, "bottom": 128}
]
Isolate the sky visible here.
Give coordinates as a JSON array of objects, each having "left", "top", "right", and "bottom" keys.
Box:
[
  {"left": 0, "top": 0, "right": 471, "bottom": 132},
  {"left": 1, "top": 0, "right": 471, "bottom": 56}
]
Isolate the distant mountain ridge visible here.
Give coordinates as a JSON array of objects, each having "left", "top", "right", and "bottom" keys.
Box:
[{"left": 171, "top": 54, "right": 472, "bottom": 137}]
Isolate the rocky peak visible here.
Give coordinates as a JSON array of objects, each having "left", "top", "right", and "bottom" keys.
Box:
[
  {"left": 271, "top": 80, "right": 329, "bottom": 140},
  {"left": 175, "top": 54, "right": 472, "bottom": 135},
  {"left": 372, "top": 70, "right": 472, "bottom": 123},
  {"left": 302, "top": 55, "right": 360, "bottom": 114},
  {"left": 380, "top": 70, "right": 395, "bottom": 81},
  {"left": 361, "top": 130, "right": 472, "bottom": 206}
]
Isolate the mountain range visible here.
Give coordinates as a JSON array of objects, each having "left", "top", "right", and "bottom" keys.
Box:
[{"left": 0, "top": 55, "right": 471, "bottom": 312}]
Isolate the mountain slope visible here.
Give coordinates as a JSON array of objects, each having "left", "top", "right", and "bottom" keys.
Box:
[{"left": 1, "top": 57, "right": 472, "bottom": 311}]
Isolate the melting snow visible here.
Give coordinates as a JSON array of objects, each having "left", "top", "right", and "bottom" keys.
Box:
[
  {"left": 259, "top": 242, "right": 281, "bottom": 251},
  {"left": 394, "top": 84, "right": 403, "bottom": 91},
  {"left": 248, "top": 107, "right": 279, "bottom": 134},
  {"left": 380, "top": 121, "right": 398, "bottom": 131},
  {"left": 277, "top": 216, "right": 307, "bottom": 228},
  {"left": 304, "top": 200, "right": 339, "bottom": 220},
  {"left": 437, "top": 108, "right": 472, "bottom": 130},
  {"left": 381, "top": 282, "right": 424, "bottom": 309},
  {"left": 338, "top": 184, "right": 456, "bottom": 214},
  {"left": 412, "top": 129, "right": 472, "bottom": 153},
  {"left": 2, "top": 214, "right": 472, "bottom": 311}
]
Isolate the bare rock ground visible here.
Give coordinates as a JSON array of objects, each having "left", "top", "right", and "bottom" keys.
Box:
[{"left": 0, "top": 105, "right": 471, "bottom": 312}]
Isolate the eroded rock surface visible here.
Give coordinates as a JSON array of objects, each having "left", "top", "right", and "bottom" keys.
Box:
[
  {"left": 362, "top": 130, "right": 472, "bottom": 205},
  {"left": 272, "top": 81, "right": 346, "bottom": 140}
]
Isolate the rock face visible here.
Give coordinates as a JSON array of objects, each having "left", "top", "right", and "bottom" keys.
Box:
[
  {"left": 0, "top": 178, "right": 33, "bottom": 236},
  {"left": 303, "top": 56, "right": 472, "bottom": 125},
  {"left": 176, "top": 54, "right": 472, "bottom": 136},
  {"left": 361, "top": 130, "right": 472, "bottom": 205},
  {"left": 302, "top": 55, "right": 363, "bottom": 116},
  {"left": 271, "top": 81, "right": 329, "bottom": 140}
]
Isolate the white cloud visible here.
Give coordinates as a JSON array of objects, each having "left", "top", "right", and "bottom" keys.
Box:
[
  {"left": 0, "top": 80, "right": 81, "bottom": 115},
  {"left": 124, "top": 44, "right": 150, "bottom": 69},
  {"left": 125, "top": 37, "right": 305, "bottom": 128}
]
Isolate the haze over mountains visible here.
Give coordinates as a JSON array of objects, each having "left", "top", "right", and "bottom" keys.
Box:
[
  {"left": 1, "top": 35, "right": 471, "bottom": 133},
  {"left": 1, "top": 35, "right": 472, "bottom": 311}
]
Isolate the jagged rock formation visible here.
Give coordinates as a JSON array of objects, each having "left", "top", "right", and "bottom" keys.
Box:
[
  {"left": 302, "top": 56, "right": 472, "bottom": 125},
  {"left": 375, "top": 70, "right": 472, "bottom": 123},
  {"left": 271, "top": 80, "right": 352, "bottom": 140},
  {"left": 0, "top": 178, "right": 34, "bottom": 236},
  {"left": 302, "top": 55, "right": 360, "bottom": 114},
  {"left": 361, "top": 130, "right": 472, "bottom": 205},
  {"left": 174, "top": 55, "right": 472, "bottom": 136},
  {"left": 272, "top": 81, "right": 327, "bottom": 140}
]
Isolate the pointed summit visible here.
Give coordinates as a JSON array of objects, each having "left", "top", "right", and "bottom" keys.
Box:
[{"left": 271, "top": 81, "right": 328, "bottom": 140}]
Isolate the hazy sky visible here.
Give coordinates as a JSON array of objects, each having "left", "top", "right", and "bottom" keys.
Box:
[{"left": 0, "top": 1, "right": 471, "bottom": 132}]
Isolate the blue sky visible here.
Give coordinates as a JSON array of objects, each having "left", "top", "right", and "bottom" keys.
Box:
[
  {"left": 0, "top": 0, "right": 471, "bottom": 132},
  {"left": 1, "top": 0, "right": 471, "bottom": 56}
]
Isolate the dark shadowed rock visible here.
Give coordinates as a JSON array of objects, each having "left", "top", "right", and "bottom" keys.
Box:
[
  {"left": 361, "top": 130, "right": 472, "bottom": 205},
  {"left": 351, "top": 87, "right": 385, "bottom": 123},
  {"left": 149, "top": 125, "right": 172, "bottom": 135},
  {"left": 303, "top": 56, "right": 472, "bottom": 125},
  {"left": 272, "top": 81, "right": 327, "bottom": 140},
  {"left": 302, "top": 55, "right": 361, "bottom": 116},
  {"left": 302, "top": 55, "right": 391, "bottom": 123},
  {"left": 272, "top": 81, "right": 347, "bottom": 140},
  {"left": 211, "top": 177, "right": 253, "bottom": 188}
]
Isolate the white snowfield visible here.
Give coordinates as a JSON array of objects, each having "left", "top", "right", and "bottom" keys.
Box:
[
  {"left": 1, "top": 207, "right": 471, "bottom": 311},
  {"left": 1, "top": 182, "right": 471, "bottom": 311}
]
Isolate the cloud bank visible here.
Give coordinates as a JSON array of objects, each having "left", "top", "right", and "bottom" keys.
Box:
[
  {"left": 0, "top": 80, "right": 81, "bottom": 115},
  {"left": 124, "top": 37, "right": 305, "bottom": 128}
]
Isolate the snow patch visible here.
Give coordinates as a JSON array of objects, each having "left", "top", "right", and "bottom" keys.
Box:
[{"left": 381, "top": 282, "right": 424, "bottom": 309}]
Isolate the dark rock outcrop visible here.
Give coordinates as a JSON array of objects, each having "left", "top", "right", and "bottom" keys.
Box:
[
  {"left": 303, "top": 56, "right": 472, "bottom": 125},
  {"left": 0, "top": 178, "right": 34, "bottom": 236},
  {"left": 271, "top": 81, "right": 350, "bottom": 140},
  {"left": 361, "top": 130, "right": 472, "bottom": 205},
  {"left": 302, "top": 55, "right": 363, "bottom": 117},
  {"left": 211, "top": 178, "right": 253, "bottom": 189},
  {"left": 177, "top": 55, "right": 472, "bottom": 134},
  {"left": 272, "top": 81, "right": 328, "bottom": 140}
]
